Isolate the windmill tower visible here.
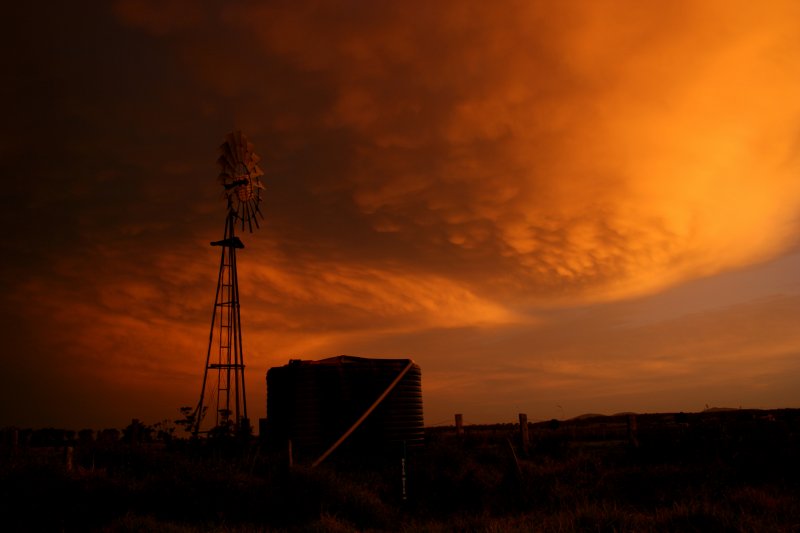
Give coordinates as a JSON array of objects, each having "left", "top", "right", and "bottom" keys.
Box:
[{"left": 191, "top": 131, "right": 265, "bottom": 436}]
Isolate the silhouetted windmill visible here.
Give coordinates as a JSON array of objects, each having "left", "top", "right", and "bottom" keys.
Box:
[{"left": 191, "top": 131, "right": 265, "bottom": 436}]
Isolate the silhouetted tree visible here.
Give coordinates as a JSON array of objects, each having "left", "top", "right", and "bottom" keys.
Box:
[
  {"left": 97, "top": 428, "right": 120, "bottom": 444},
  {"left": 153, "top": 419, "right": 176, "bottom": 443},
  {"left": 208, "top": 409, "right": 234, "bottom": 440},
  {"left": 122, "top": 419, "right": 153, "bottom": 444},
  {"left": 78, "top": 429, "right": 94, "bottom": 444},
  {"left": 31, "top": 428, "right": 67, "bottom": 447},
  {"left": 175, "top": 406, "right": 205, "bottom": 433},
  {"left": 237, "top": 417, "right": 253, "bottom": 440}
]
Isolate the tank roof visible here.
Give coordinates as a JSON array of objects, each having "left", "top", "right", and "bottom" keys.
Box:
[{"left": 287, "top": 355, "right": 415, "bottom": 366}]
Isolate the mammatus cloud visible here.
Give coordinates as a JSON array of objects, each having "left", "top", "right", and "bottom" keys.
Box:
[
  {"left": 114, "top": 0, "right": 800, "bottom": 309},
  {"left": 16, "top": 0, "right": 800, "bottom": 300}
]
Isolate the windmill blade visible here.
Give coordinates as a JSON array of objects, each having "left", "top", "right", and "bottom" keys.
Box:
[
  {"left": 249, "top": 164, "right": 265, "bottom": 179},
  {"left": 219, "top": 140, "right": 237, "bottom": 163},
  {"left": 235, "top": 132, "right": 247, "bottom": 158},
  {"left": 217, "top": 151, "right": 235, "bottom": 171},
  {"left": 225, "top": 131, "right": 238, "bottom": 147}
]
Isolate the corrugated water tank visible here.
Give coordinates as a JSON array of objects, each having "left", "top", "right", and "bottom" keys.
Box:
[{"left": 266, "top": 356, "right": 424, "bottom": 458}]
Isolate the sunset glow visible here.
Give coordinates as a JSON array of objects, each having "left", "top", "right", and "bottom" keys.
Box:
[{"left": 2, "top": 0, "right": 799, "bottom": 429}]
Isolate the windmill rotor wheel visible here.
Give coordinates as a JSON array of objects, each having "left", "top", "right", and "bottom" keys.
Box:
[{"left": 217, "top": 131, "right": 265, "bottom": 231}]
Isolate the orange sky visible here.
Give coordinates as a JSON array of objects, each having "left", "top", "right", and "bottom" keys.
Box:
[{"left": 2, "top": 0, "right": 799, "bottom": 429}]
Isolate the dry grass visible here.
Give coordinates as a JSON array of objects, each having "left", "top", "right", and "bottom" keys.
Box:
[{"left": 2, "top": 409, "right": 799, "bottom": 532}]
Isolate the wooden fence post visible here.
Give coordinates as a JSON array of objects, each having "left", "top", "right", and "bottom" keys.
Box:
[
  {"left": 64, "top": 446, "right": 74, "bottom": 473},
  {"left": 519, "top": 413, "right": 529, "bottom": 454},
  {"left": 627, "top": 414, "right": 639, "bottom": 448},
  {"left": 455, "top": 414, "right": 464, "bottom": 437},
  {"left": 401, "top": 441, "right": 408, "bottom": 502}
]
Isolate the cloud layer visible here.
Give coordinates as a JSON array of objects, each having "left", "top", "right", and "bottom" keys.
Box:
[
  {"left": 1, "top": 0, "right": 799, "bottom": 426},
  {"left": 233, "top": 0, "right": 800, "bottom": 302},
  {"left": 113, "top": 0, "right": 800, "bottom": 306}
]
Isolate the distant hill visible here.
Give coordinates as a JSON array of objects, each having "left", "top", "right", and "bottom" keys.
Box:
[{"left": 570, "top": 413, "right": 608, "bottom": 421}]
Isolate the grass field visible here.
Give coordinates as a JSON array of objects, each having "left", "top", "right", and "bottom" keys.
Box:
[{"left": 2, "top": 409, "right": 799, "bottom": 532}]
